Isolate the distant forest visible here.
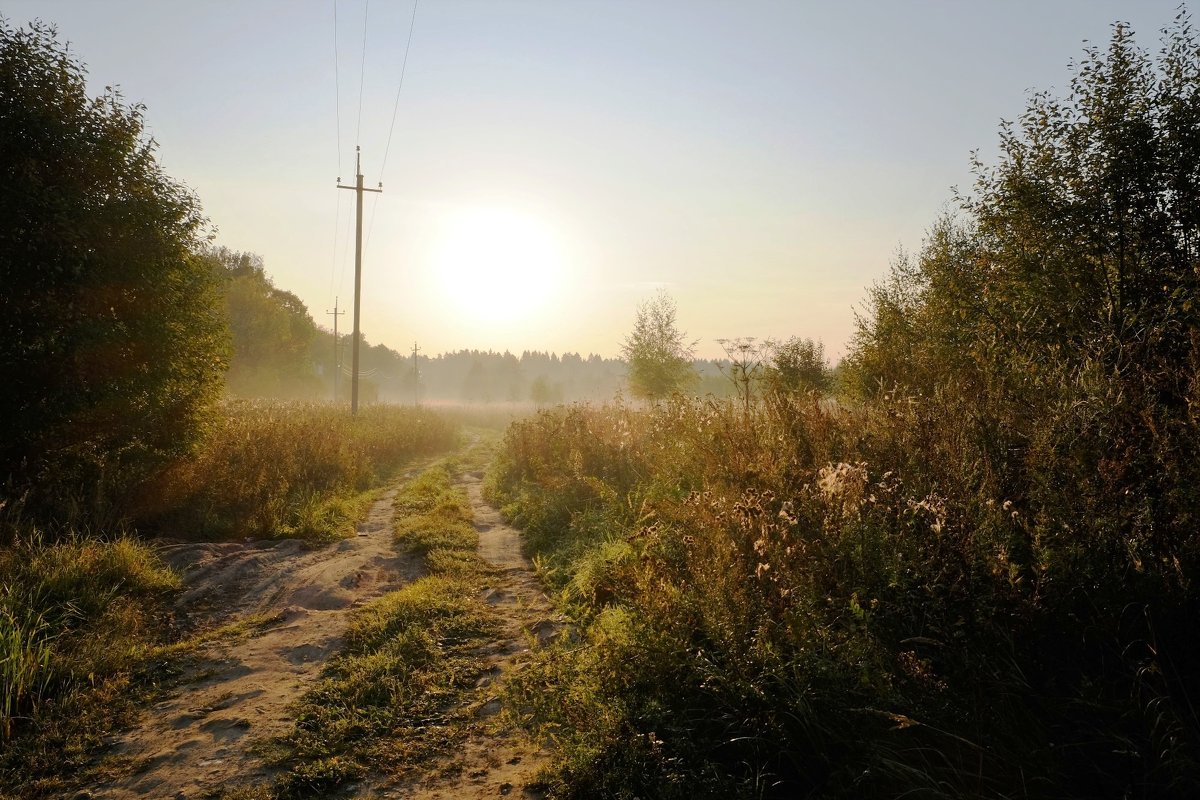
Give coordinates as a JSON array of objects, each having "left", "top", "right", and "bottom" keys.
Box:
[{"left": 214, "top": 248, "right": 738, "bottom": 404}]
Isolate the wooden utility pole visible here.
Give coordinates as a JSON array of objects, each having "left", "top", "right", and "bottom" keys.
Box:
[
  {"left": 325, "top": 298, "right": 345, "bottom": 403},
  {"left": 411, "top": 341, "right": 421, "bottom": 406},
  {"left": 337, "top": 146, "right": 382, "bottom": 415}
]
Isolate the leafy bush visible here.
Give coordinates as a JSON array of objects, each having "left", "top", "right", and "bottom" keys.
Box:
[{"left": 0, "top": 20, "right": 228, "bottom": 524}]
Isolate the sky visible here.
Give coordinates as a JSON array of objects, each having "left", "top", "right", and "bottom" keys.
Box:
[{"left": 4, "top": 1, "right": 1191, "bottom": 360}]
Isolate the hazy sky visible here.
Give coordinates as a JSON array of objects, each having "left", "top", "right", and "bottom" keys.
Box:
[{"left": 4, "top": 1, "right": 1190, "bottom": 359}]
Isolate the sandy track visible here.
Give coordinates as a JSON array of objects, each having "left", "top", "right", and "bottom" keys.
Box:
[
  {"left": 80, "top": 462, "right": 557, "bottom": 800},
  {"left": 92, "top": 482, "right": 420, "bottom": 800},
  {"left": 368, "top": 471, "right": 558, "bottom": 800}
]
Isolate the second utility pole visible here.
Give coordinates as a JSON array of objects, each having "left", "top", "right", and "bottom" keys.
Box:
[
  {"left": 337, "top": 146, "right": 382, "bottom": 415},
  {"left": 326, "top": 297, "right": 345, "bottom": 403}
]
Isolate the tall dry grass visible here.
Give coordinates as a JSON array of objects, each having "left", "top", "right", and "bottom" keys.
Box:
[
  {"left": 489, "top": 395, "right": 1200, "bottom": 798},
  {"left": 133, "top": 401, "right": 457, "bottom": 540}
]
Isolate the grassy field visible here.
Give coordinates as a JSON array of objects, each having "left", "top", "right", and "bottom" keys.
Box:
[{"left": 134, "top": 401, "right": 458, "bottom": 542}]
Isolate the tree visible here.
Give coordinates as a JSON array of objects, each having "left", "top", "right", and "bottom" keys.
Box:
[
  {"left": 205, "top": 248, "right": 320, "bottom": 398},
  {"left": 843, "top": 15, "right": 1200, "bottom": 592},
  {"left": 764, "top": 336, "right": 830, "bottom": 395},
  {"left": 530, "top": 376, "right": 553, "bottom": 406},
  {"left": 621, "top": 290, "right": 697, "bottom": 401},
  {"left": 461, "top": 358, "right": 487, "bottom": 403},
  {"left": 0, "top": 20, "right": 228, "bottom": 520}
]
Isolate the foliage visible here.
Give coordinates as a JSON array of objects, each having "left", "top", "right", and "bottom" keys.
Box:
[
  {"left": 0, "top": 405, "right": 459, "bottom": 795},
  {"left": 489, "top": 16, "right": 1200, "bottom": 798},
  {"left": 205, "top": 248, "right": 322, "bottom": 399},
  {"left": 0, "top": 20, "right": 228, "bottom": 524},
  {"left": 842, "top": 11, "right": 1200, "bottom": 683},
  {"left": 530, "top": 375, "right": 563, "bottom": 406},
  {"left": 764, "top": 336, "right": 830, "bottom": 395},
  {"left": 621, "top": 291, "right": 698, "bottom": 401},
  {"left": 492, "top": 396, "right": 1200, "bottom": 798}
]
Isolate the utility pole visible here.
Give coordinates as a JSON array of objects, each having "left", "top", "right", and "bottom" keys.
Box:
[
  {"left": 325, "top": 298, "right": 345, "bottom": 403},
  {"left": 337, "top": 146, "right": 382, "bottom": 415},
  {"left": 411, "top": 341, "right": 421, "bottom": 406}
]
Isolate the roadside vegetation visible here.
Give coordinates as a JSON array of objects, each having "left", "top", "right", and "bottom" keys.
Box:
[
  {"left": 5, "top": 7, "right": 1200, "bottom": 800},
  {"left": 1, "top": 27, "right": 459, "bottom": 790},
  {"left": 0, "top": 535, "right": 180, "bottom": 796},
  {"left": 491, "top": 392, "right": 1198, "bottom": 797},
  {"left": 135, "top": 402, "right": 456, "bottom": 543},
  {"left": 490, "top": 17, "right": 1200, "bottom": 800}
]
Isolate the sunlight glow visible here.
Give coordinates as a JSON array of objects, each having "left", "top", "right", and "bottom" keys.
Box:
[{"left": 432, "top": 207, "right": 564, "bottom": 324}]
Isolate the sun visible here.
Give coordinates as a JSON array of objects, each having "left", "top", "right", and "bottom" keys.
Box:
[{"left": 432, "top": 207, "right": 563, "bottom": 323}]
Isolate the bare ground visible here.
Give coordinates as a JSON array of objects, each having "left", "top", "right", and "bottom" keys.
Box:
[{"left": 81, "top": 463, "right": 556, "bottom": 800}]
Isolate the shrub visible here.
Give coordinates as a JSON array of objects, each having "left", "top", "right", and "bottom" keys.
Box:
[{"left": 0, "top": 20, "right": 227, "bottom": 524}]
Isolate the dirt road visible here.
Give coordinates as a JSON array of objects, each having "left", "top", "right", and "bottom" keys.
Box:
[
  {"left": 92, "top": 482, "right": 418, "bottom": 798},
  {"left": 87, "top": 463, "right": 554, "bottom": 799}
]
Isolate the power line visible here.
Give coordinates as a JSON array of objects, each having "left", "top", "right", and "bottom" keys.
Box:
[
  {"left": 366, "top": 0, "right": 419, "bottom": 250},
  {"left": 332, "top": 0, "right": 343, "bottom": 176},
  {"left": 356, "top": 0, "right": 369, "bottom": 147},
  {"left": 411, "top": 341, "right": 421, "bottom": 406},
  {"left": 379, "top": 0, "right": 419, "bottom": 178},
  {"left": 326, "top": 298, "right": 346, "bottom": 402},
  {"left": 330, "top": 0, "right": 345, "bottom": 301},
  {"left": 329, "top": 186, "right": 343, "bottom": 299}
]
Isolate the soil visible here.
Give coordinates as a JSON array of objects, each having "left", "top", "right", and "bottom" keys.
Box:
[{"left": 83, "top": 463, "right": 555, "bottom": 800}]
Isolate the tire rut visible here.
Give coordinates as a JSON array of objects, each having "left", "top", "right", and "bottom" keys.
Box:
[{"left": 365, "top": 470, "right": 560, "bottom": 800}]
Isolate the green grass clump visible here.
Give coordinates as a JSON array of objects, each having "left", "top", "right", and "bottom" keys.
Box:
[
  {"left": 392, "top": 462, "right": 487, "bottom": 573},
  {"left": 263, "top": 460, "right": 498, "bottom": 798},
  {"left": 271, "top": 578, "right": 494, "bottom": 798},
  {"left": 0, "top": 534, "right": 182, "bottom": 798},
  {"left": 394, "top": 496, "right": 476, "bottom": 556}
]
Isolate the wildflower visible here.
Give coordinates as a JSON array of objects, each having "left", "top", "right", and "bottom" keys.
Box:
[{"left": 816, "top": 461, "right": 869, "bottom": 519}]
